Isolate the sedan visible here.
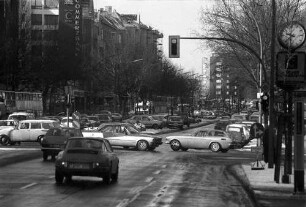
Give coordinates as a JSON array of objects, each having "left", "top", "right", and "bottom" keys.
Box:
[
  {"left": 165, "top": 129, "right": 232, "bottom": 152},
  {"left": 97, "top": 122, "right": 163, "bottom": 151},
  {"left": 55, "top": 137, "right": 119, "bottom": 184}
]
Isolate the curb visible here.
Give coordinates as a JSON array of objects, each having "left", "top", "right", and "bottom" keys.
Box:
[
  {"left": 0, "top": 150, "right": 41, "bottom": 167},
  {"left": 228, "top": 164, "right": 260, "bottom": 207}
]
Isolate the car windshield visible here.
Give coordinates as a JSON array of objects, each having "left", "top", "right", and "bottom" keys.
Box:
[
  {"left": 227, "top": 127, "right": 242, "bottom": 133},
  {"left": 67, "top": 139, "right": 102, "bottom": 150},
  {"left": 8, "top": 115, "right": 27, "bottom": 121},
  {"left": 125, "top": 125, "right": 140, "bottom": 134}
]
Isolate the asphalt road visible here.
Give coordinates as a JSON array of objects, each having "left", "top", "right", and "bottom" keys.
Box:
[{"left": 0, "top": 124, "right": 261, "bottom": 207}]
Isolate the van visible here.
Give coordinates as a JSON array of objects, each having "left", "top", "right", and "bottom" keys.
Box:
[
  {"left": 0, "top": 120, "right": 60, "bottom": 145},
  {"left": 8, "top": 112, "right": 35, "bottom": 121}
]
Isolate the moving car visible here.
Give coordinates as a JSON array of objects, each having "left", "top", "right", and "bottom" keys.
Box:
[
  {"left": 55, "top": 137, "right": 119, "bottom": 184},
  {"left": 98, "top": 122, "right": 163, "bottom": 151},
  {"left": 41, "top": 127, "right": 83, "bottom": 161},
  {"left": 0, "top": 120, "right": 16, "bottom": 130},
  {"left": 165, "top": 129, "right": 232, "bottom": 152},
  {"left": 0, "top": 119, "right": 60, "bottom": 145}
]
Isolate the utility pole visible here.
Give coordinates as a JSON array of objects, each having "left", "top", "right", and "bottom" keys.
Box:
[{"left": 268, "top": 0, "right": 276, "bottom": 168}]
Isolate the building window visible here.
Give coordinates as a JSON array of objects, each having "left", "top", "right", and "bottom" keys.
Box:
[
  {"left": 44, "top": 15, "right": 58, "bottom": 25},
  {"left": 31, "top": 14, "right": 42, "bottom": 25},
  {"left": 111, "top": 32, "right": 116, "bottom": 41},
  {"left": 216, "top": 85, "right": 222, "bottom": 89},
  {"left": 216, "top": 79, "right": 221, "bottom": 83},
  {"left": 44, "top": 30, "right": 58, "bottom": 40},
  {"left": 31, "top": 0, "right": 42, "bottom": 9},
  {"left": 44, "top": 0, "right": 59, "bottom": 8},
  {"left": 31, "top": 30, "right": 42, "bottom": 40}
]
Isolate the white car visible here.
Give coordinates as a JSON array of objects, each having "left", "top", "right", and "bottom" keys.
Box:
[
  {"left": 97, "top": 123, "right": 163, "bottom": 151},
  {"left": 165, "top": 129, "right": 232, "bottom": 152},
  {"left": 0, "top": 120, "right": 60, "bottom": 145}
]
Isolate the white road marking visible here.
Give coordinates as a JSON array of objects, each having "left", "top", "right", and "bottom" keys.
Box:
[
  {"left": 153, "top": 170, "right": 161, "bottom": 175},
  {"left": 145, "top": 177, "right": 154, "bottom": 182},
  {"left": 20, "top": 182, "right": 37, "bottom": 190}
]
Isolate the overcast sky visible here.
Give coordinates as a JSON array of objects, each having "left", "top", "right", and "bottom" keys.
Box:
[{"left": 94, "top": 0, "right": 215, "bottom": 75}]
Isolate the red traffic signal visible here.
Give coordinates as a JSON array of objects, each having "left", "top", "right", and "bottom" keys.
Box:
[{"left": 169, "top": 35, "right": 180, "bottom": 58}]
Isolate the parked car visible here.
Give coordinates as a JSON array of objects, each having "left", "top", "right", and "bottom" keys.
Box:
[
  {"left": 97, "top": 122, "right": 163, "bottom": 151},
  {"left": 165, "top": 129, "right": 232, "bottom": 152},
  {"left": 0, "top": 119, "right": 60, "bottom": 145},
  {"left": 8, "top": 111, "right": 35, "bottom": 121},
  {"left": 111, "top": 113, "right": 123, "bottom": 122},
  {"left": 96, "top": 114, "right": 112, "bottom": 123},
  {"left": 231, "top": 113, "right": 248, "bottom": 122},
  {"left": 60, "top": 117, "right": 74, "bottom": 128},
  {"left": 0, "top": 120, "right": 17, "bottom": 130},
  {"left": 166, "top": 115, "right": 184, "bottom": 129},
  {"left": 55, "top": 137, "right": 119, "bottom": 184},
  {"left": 226, "top": 123, "right": 250, "bottom": 148},
  {"left": 123, "top": 115, "right": 163, "bottom": 129},
  {"left": 201, "top": 110, "right": 217, "bottom": 119},
  {"left": 151, "top": 114, "right": 168, "bottom": 128},
  {"left": 249, "top": 114, "right": 260, "bottom": 123},
  {"left": 41, "top": 127, "right": 83, "bottom": 161}
]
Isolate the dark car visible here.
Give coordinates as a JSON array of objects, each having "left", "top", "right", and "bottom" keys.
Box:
[
  {"left": 55, "top": 137, "right": 119, "bottom": 184},
  {"left": 41, "top": 127, "right": 83, "bottom": 161},
  {"left": 166, "top": 115, "right": 184, "bottom": 129}
]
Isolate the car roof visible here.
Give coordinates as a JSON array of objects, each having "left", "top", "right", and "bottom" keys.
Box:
[
  {"left": 19, "top": 119, "right": 55, "bottom": 123},
  {"left": 227, "top": 123, "right": 247, "bottom": 127}
]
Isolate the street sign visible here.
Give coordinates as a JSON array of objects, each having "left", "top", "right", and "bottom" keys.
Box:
[
  {"left": 250, "top": 123, "right": 264, "bottom": 139},
  {"left": 276, "top": 51, "right": 306, "bottom": 88},
  {"left": 72, "top": 111, "right": 81, "bottom": 129}
]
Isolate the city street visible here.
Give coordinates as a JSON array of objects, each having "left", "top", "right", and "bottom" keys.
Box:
[{"left": 0, "top": 124, "right": 259, "bottom": 207}]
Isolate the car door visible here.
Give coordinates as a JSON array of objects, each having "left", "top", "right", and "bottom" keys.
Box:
[
  {"left": 29, "top": 122, "right": 43, "bottom": 141},
  {"left": 190, "top": 131, "right": 208, "bottom": 149},
  {"left": 141, "top": 116, "right": 151, "bottom": 127},
  {"left": 11, "top": 122, "right": 30, "bottom": 141}
]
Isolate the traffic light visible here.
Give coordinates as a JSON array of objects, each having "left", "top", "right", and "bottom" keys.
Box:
[
  {"left": 169, "top": 35, "right": 180, "bottom": 58},
  {"left": 261, "top": 93, "right": 269, "bottom": 113}
]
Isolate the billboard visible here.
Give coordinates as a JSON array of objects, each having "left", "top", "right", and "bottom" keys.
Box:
[{"left": 59, "top": 0, "right": 82, "bottom": 58}]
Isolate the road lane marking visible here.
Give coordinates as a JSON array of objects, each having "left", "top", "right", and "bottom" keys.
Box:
[
  {"left": 153, "top": 170, "right": 161, "bottom": 175},
  {"left": 145, "top": 177, "right": 154, "bottom": 182},
  {"left": 20, "top": 182, "right": 37, "bottom": 189}
]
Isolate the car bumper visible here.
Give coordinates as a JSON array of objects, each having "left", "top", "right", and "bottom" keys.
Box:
[{"left": 55, "top": 163, "right": 111, "bottom": 177}]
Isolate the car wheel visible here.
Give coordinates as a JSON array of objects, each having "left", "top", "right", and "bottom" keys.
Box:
[
  {"left": 170, "top": 139, "right": 181, "bottom": 151},
  {"left": 181, "top": 147, "right": 188, "bottom": 151},
  {"left": 103, "top": 168, "right": 112, "bottom": 184},
  {"left": 111, "top": 165, "right": 119, "bottom": 183},
  {"left": 221, "top": 149, "right": 229, "bottom": 153},
  {"left": 137, "top": 140, "right": 148, "bottom": 151},
  {"left": 1, "top": 135, "right": 10, "bottom": 146},
  {"left": 65, "top": 175, "right": 72, "bottom": 183},
  {"left": 210, "top": 142, "right": 221, "bottom": 152},
  {"left": 43, "top": 152, "right": 48, "bottom": 161},
  {"left": 55, "top": 169, "right": 64, "bottom": 184},
  {"left": 152, "top": 124, "right": 159, "bottom": 129}
]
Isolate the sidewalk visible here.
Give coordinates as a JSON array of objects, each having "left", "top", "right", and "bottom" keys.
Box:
[{"left": 232, "top": 163, "right": 306, "bottom": 207}]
